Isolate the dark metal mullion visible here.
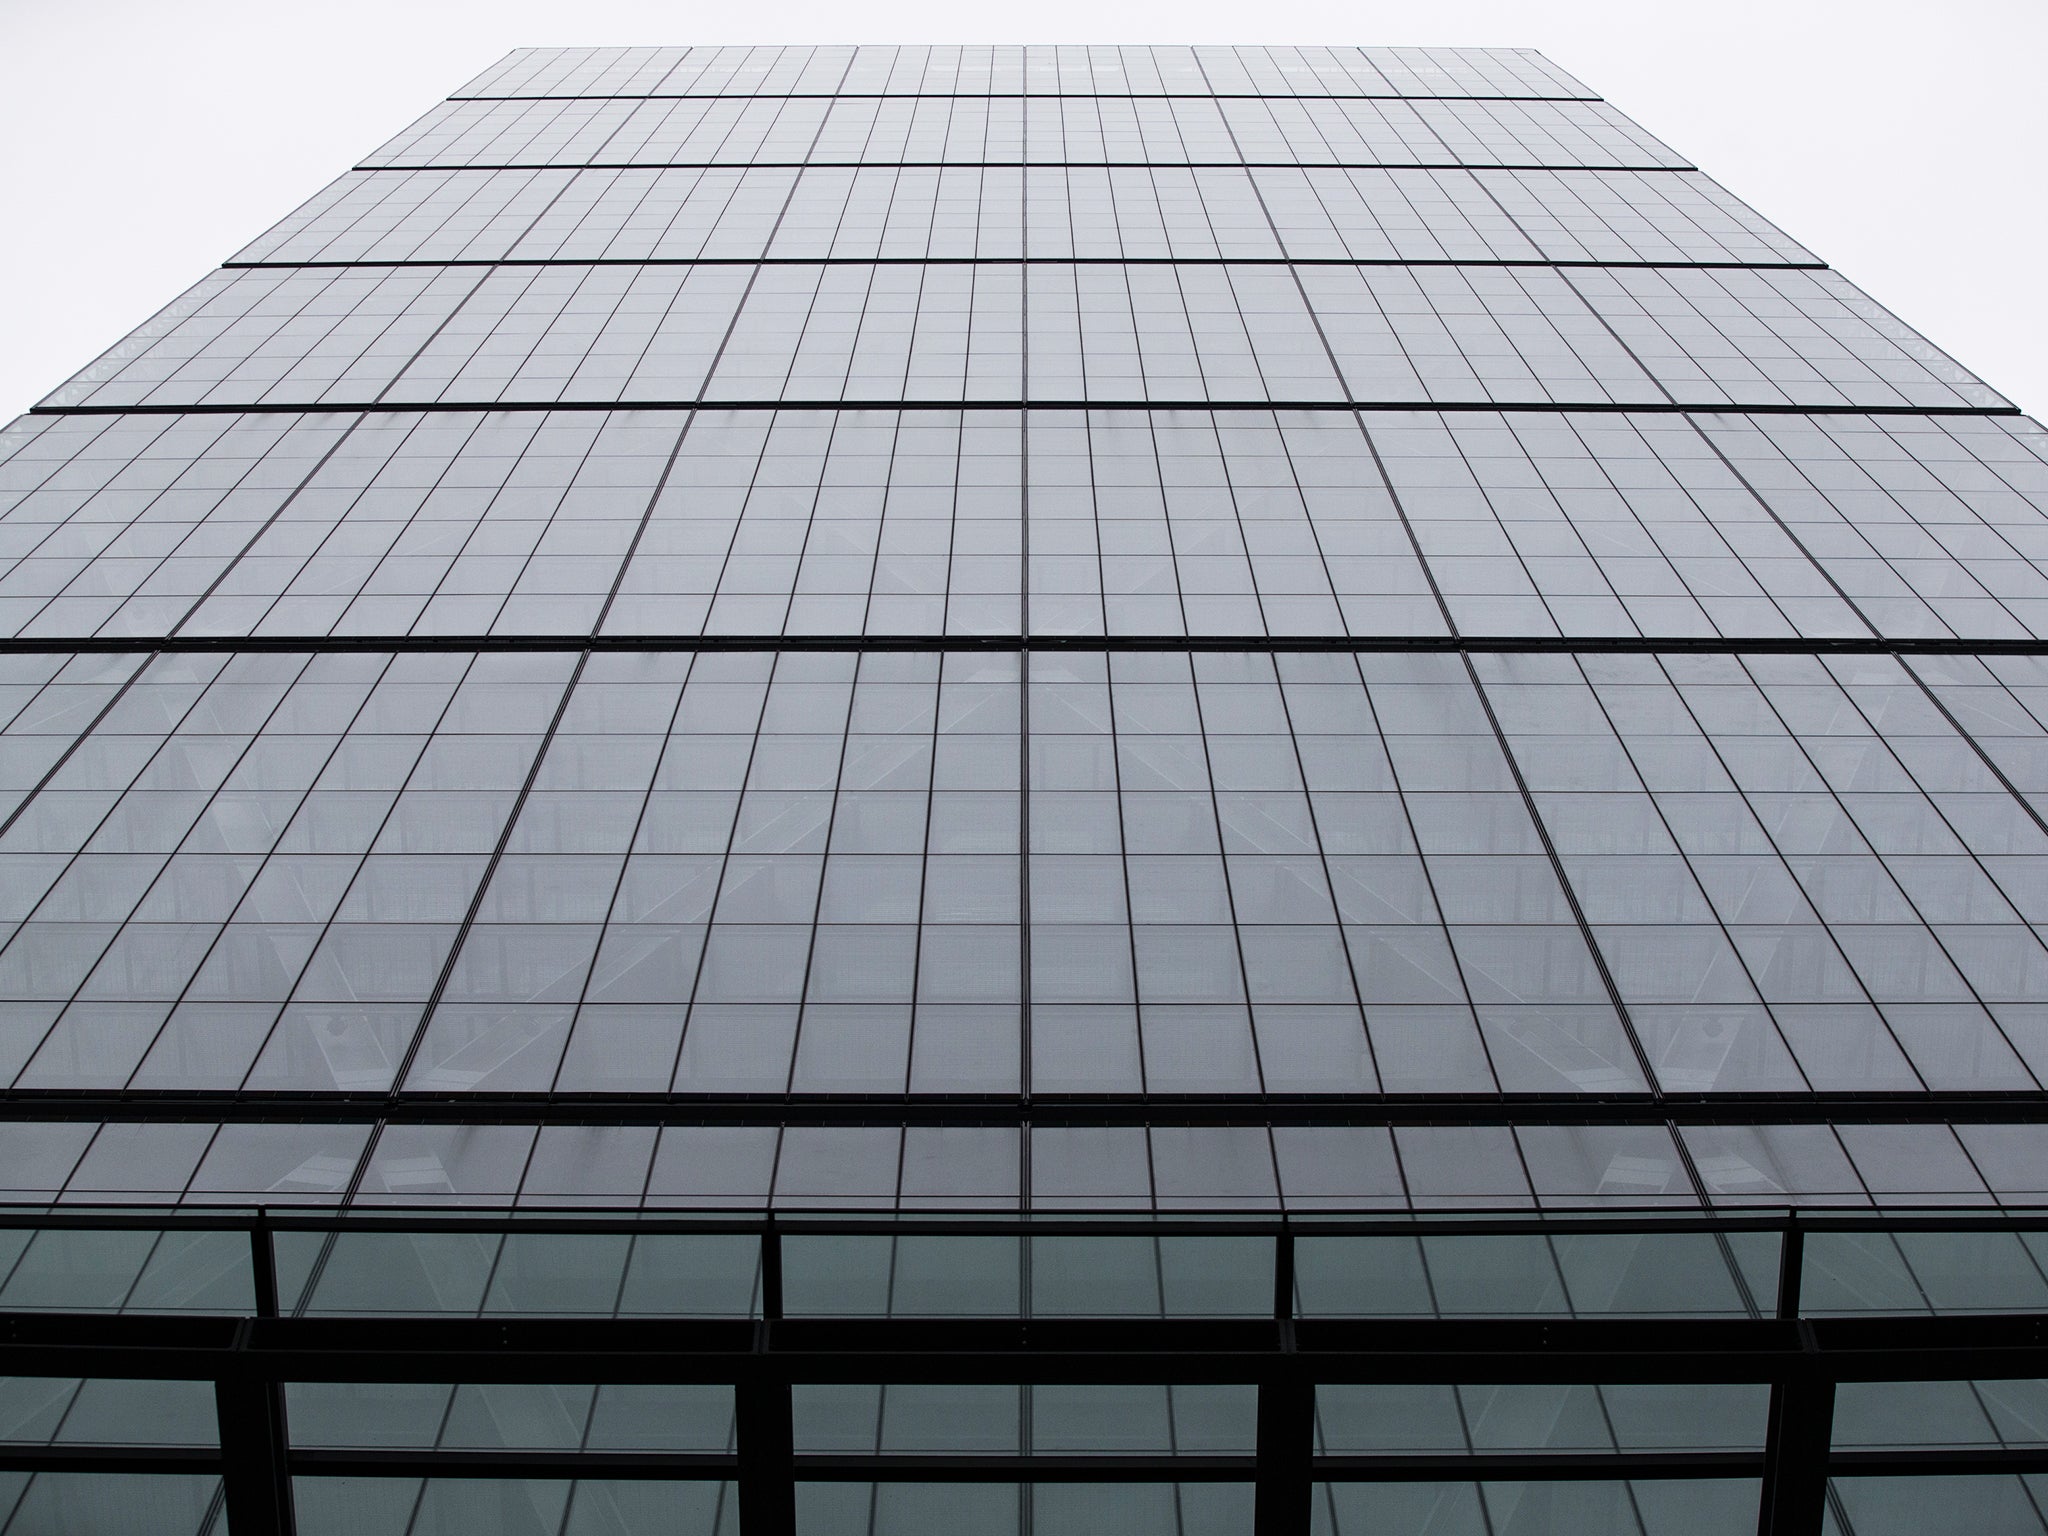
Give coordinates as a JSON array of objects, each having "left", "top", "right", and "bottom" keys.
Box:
[
  {"left": 1756, "top": 1322, "right": 1835, "bottom": 1536},
  {"left": 3, "top": 1295, "right": 2047, "bottom": 1363},
  {"left": 20, "top": 632, "right": 2048, "bottom": 660},
  {"left": 448, "top": 91, "right": 1610, "bottom": 104},
  {"left": 18, "top": 1088, "right": 2048, "bottom": 1126},
  {"left": 361, "top": 152, "right": 1697, "bottom": 171},
  {"left": 32, "top": 398, "right": 2026, "bottom": 420},
  {"left": 26, "top": 1440, "right": 2048, "bottom": 1481},
  {"left": 214, "top": 255, "right": 1828, "bottom": 275},
  {"left": 38, "top": 1440, "right": 2048, "bottom": 1479},
  {"left": 1253, "top": 1362, "right": 1314, "bottom": 1536},
  {"left": 214, "top": 1322, "right": 296, "bottom": 1536},
  {"left": 1253, "top": 1126, "right": 1310, "bottom": 1536},
  {"left": 738, "top": 1214, "right": 794, "bottom": 1536},
  {"left": 8, "top": 1207, "right": 2048, "bottom": 1239}
]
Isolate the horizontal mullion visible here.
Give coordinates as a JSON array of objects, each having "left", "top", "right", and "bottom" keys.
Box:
[
  {"left": 292, "top": 1447, "right": 734, "bottom": 1478},
  {"left": 29, "top": 399, "right": 2017, "bottom": 419},
  {"left": 5, "top": 1441, "right": 2043, "bottom": 1481},
  {"left": 4, "top": 1089, "right": 2048, "bottom": 1125},
  {"left": 275, "top": 1448, "right": 1761, "bottom": 1481},
  {"left": 216, "top": 256, "right": 1827, "bottom": 272},
  {"left": 447, "top": 92, "right": 1607, "bottom": 103},
  {"left": 290, "top": 1449, "right": 1254, "bottom": 1479},
  {"left": 1313, "top": 1449, "right": 1759, "bottom": 1480},
  {"left": 352, "top": 160, "right": 1699, "bottom": 174},
  {"left": 5, "top": 636, "right": 2048, "bottom": 664},
  {"left": 0, "top": 1444, "right": 221, "bottom": 1474},
  {"left": 0, "top": 1208, "right": 2040, "bottom": 1238}
]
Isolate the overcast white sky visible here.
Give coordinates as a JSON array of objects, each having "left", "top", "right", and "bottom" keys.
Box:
[{"left": 1, "top": 0, "right": 2041, "bottom": 419}]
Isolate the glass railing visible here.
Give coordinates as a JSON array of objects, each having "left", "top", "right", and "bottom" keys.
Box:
[
  {"left": 2, "top": 1206, "right": 2045, "bottom": 1534},
  {"left": 6, "top": 1204, "right": 2047, "bottom": 1321}
]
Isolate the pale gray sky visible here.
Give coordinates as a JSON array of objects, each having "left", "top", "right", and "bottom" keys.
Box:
[{"left": 2, "top": 0, "right": 2041, "bottom": 418}]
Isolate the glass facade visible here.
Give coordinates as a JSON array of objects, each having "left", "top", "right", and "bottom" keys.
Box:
[{"left": 0, "top": 42, "right": 2043, "bottom": 1536}]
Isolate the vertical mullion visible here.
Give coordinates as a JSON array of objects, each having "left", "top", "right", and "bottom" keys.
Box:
[
  {"left": 1756, "top": 1226, "right": 1831, "bottom": 1536},
  {"left": 1757, "top": 1343, "right": 1834, "bottom": 1536},
  {"left": 738, "top": 1221, "right": 794, "bottom": 1536},
  {"left": 214, "top": 1343, "right": 295, "bottom": 1536},
  {"left": 1253, "top": 1362, "right": 1312, "bottom": 1536}
]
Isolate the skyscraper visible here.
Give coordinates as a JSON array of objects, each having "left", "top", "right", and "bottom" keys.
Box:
[{"left": 1, "top": 39, "right": 2046, "bottom": 1536}]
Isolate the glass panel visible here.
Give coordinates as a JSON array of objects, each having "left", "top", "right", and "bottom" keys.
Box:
[
  {"left": 292, "top": 1477, "right": 741, "bottom": 1536},
  {"left": 1317, "top": 1383, "right": 1767, "bottom": 1452},
  {"left": 782, "top": 1233, "right": 1019, "bottom": 1317},
  {"left": 1313, "top": 1479, "right": 1761, "bottom": 1536},
  {"left": 1828, "top": 1476, "right": 2048, "bottom": 1536},
  {"left": 1, "top": 1473, "right": 223, "bottom": 1535},
  {"left": 1833, "top": 1379, "right": 2048, "bottom": 1450},
  {"left": 1029, "top": 1234, "right": 1271, "bottom": 1317},
  {"left": 796, "top": 1482, "right": 1252, "bottom": 1536}
]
